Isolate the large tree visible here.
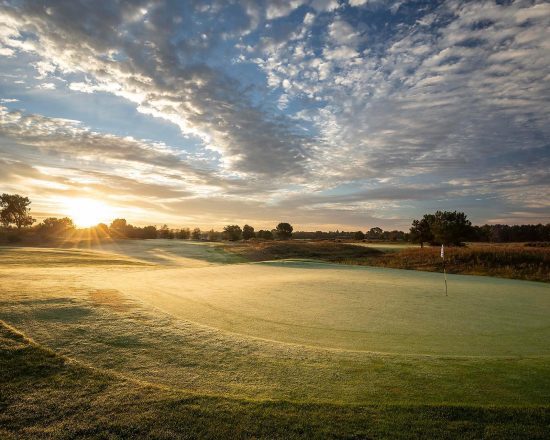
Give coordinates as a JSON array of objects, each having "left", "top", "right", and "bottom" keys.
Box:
[
  {"left": 430, "top": 211, "right": 473, "bottom": 245},
  {"left": 276, "top": 222, "right": 293, "bottom": 240},
  {"left": 410, "top": 211, "right": 472, "bottom": 246},
  {"left": 0, "top": 194, "right": 36, "bottom": 229}
]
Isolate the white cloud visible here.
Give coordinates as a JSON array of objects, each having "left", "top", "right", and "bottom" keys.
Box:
[
  {"left": 328, "top": 19, "right": 360, "bottom": 46},
  {"left": 38, "top": 82, "right": 56, "bottom": 90},
  {"left": 348, "top": 0, "right": 368, "bottom": 7},
  {"left": 266, "top": 0, "right": 307, "bottom": 20},
  {"left": 311, "top": 0, "right": 340, "bottom": 13}
]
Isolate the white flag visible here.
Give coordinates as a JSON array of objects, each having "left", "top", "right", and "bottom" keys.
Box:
[{"left": 440, "top": 244, "right": 444, "bottom": 259}]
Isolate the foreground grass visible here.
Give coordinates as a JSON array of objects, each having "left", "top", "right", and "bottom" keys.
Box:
[{"left": 2, "top": 321, "right": 549, "bottom": 440}]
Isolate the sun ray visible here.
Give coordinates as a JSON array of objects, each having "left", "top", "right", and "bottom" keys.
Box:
[{"left": 61, "top": 198, "right": 116, "bottom": 228}]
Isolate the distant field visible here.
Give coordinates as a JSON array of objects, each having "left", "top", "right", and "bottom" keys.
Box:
[{"left": 1, "top": 241, "right": 549, "bottom": 438}]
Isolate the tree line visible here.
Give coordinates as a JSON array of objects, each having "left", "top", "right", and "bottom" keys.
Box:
[
  {"left": 106, "top": 220, "right": 294, "bottom": 241},
  {"left": 2, "top": 194, "right": 549, "bottom": 244},
  {"left": 409, "top": 210, "right": 550, "bottom": 246}
]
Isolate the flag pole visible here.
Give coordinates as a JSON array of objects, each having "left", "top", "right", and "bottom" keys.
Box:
[{"left": 441, "top": 244, "right": 447, "bottom": 296}]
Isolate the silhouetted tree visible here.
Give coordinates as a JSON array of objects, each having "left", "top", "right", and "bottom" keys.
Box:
[
  {"left": 430, "top": 211, "right": 472, "bottom": 245},
  {"left": 366, "top": 227, "right": 383, "bottom": 240},
  {"left": 409, "top": 217, "right": 434, "bottom": 248},
  {"left": 256, "top": 230, "right": 274, "bottom": 240},
  {"left": 191, "top": 227, "right": 201, "bottom": 240},
  {"left": 158, "top": 224, "right": 174, "bottom": 239},
  {"left": 410, "top": 211, "right": 472, "bottom": 246},
  {"left": 36, "top": 217, "right": 75, "bottom": 237},
  {"left": 242, "top": 224, "right": 255, "bottom": 240},
  {"left": 276, "top": 222, "right": 293, "bottom": 240},
  {"left": 353, "top": 231, "right": 365, "bottom": 240},
  {"left": 176, "top": 228, "right": 190, "bottom": 239},
  {"left": 0, "top": 194, "right": 35, "bottom": 229},
  {"left": 141, "top": 225, "right": 158, "bottom": 239},
  {"left": 207, "top": 229, "right": 221, "bottom": 241},
  {"left": 223, "top": 225, "right": 242, "bottom": 241},
  {"left": 110, "top": 218, "right": 128, "bottom": 237}
]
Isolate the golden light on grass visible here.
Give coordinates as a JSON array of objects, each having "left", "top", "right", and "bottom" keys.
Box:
[{"left": 62, "top": 197, "right": 115, "bottom": 228}]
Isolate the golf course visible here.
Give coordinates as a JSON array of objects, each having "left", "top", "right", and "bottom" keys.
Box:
[{"left": 1, "top": 240, "right": 549, "bottom": 438}]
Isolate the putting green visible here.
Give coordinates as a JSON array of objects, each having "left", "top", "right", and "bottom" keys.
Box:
[{"left": 97, "top": 260, "right": 550, "bottom": 357}]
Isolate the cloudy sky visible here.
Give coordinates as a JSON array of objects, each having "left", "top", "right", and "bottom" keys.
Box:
[{"left": 0, "top": 0, "right": 549, "bottom": 230}]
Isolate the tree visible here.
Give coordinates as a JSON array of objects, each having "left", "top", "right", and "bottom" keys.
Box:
[
  {"left": 94, "top": 223, "right": 110, "bottom": 238},
  {"left": 176, "top": 228, "right": 190, "bottom": 239},
  {"left": 256, "top": 230, "right": 274, "bottom": 240},
  {"left": 0, "top": 194, "right": 35, "bottom": 229},
  {"left": 207, "top": 229, "right": 221, "bottom": 241},
  {"left": 242, "top": 224, "right": 255, "bottom": 240},
  {"left": 366, "top": 227, "right": 383, "bottom": 240},
  {"left": 223, "top": 225, "right": 242, "bottom": 241},
  {"left": 409, "top": 217, "right": 433, "bottom": 248},
  {"left": 141, "top": 225, "right": 158, "bottom": 239},
  {"left": 36, "top": 217, "right": 75, "bottom": 237},
  {"left": 110, "top": 218, "right": 128, "bottom": 237},
  {"left": 409, "top": 211, "right": 473, "bottom": 246},
  {"left": 353, "top": 231, "right": 365, "bottom": 240},
  {"left": 158, "top": 224, "right": 174, "bottom": 239},
  {"left": 191, "top": 227, "right": 202, "bottom": 240},
  {"left": 276, "top": 222, "right": 293, "bottom": 240},
  {"left": 430, "top": 211, "right": 472, "bottom": 246}
]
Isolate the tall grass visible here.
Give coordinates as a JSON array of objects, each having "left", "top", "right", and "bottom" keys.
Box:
[{"left": 356, "top": 245, "right": 550, "bottom": 282}]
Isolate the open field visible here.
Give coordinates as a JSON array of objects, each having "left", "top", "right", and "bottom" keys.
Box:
[{"left": 1, "top": 241, "right": 550, "bottom": 438}]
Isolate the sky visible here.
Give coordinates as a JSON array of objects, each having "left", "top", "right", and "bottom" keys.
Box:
[{"left": 0, "top": 0, "right": 549, "bottom": 230}]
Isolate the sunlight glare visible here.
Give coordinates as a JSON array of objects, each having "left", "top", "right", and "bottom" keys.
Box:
[{"left": 63, "top": 198, "right": 115, "bottom": 227}]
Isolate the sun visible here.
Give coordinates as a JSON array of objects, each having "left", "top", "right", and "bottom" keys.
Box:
[{"left": 63, "top": 198, "right": 115, "bottom": 228}]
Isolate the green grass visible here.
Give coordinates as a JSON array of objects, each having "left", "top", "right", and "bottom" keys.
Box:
[
  {"left": 2, "top": 321, "right": 549, "bottom": 439},
  {"left": 1, "top": 243, "right": 550, "bottom": 438}
]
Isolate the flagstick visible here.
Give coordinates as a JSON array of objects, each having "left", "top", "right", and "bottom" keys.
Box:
[
  {"left": 441, "top": 244, "right": 447, "bottom": 296},
  {"left": 443, "top": 260, "right": 448, "bottom": 296}
]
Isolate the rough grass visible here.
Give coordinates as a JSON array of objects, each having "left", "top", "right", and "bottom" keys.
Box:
[
  {"left": 227, "top": 241, "right": 550, "bottom": 282},
  {"left": 2, "top": 321, "right": 550, "bottom": 440},
  {"left": 351, "top": 245, "right": 550, "bottom": 282}
]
